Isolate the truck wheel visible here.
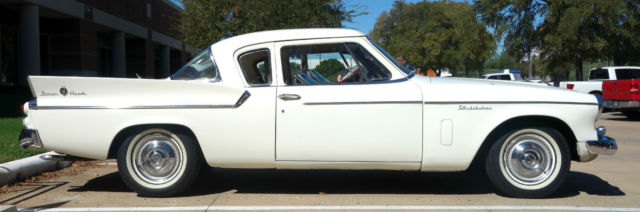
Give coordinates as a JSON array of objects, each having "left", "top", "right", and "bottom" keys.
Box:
[
  {"left": 623, "top": 111, "right": 640, "bottom": 120},
  {"left": 117, "top": 128, "right": 201, "bottom": 197},
  {"left": 485, "top": 127, "right": 570, "bottom": 198}
]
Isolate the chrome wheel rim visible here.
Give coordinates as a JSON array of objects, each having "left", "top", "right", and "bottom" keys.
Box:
[
  {"left": 503, "top": 133, "right": 556, "bottom": 185},
  {"left": 131, "top": 133, "right": 183, "bottom": 185}
]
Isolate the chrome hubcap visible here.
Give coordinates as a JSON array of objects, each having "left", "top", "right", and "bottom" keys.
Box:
[
  {"left": 503, "top": 134, "right": 555, "bottom": 185},
  {"left": 131, "top": 133, "right": 183, "bottom": 185}
]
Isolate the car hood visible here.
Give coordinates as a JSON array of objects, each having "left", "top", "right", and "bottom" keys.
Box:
[{"left": 414, "top": 76, "right": 597, "bottom": 104}]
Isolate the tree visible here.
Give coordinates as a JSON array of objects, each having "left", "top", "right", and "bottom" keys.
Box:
[
  {"left": 475, "top": 0, "right": 640, "bottom": 81},
  {"left": 315, "top": 59, "right": 346, "bottom": 77},
  {"left": 370, "top": 0, "right": 495, "bottom": 76},
  {"left": 484, "top": 52, "right": 518, "bottom": 70},
  {"left": 180, "top": 0, "right": 364, "bottom": 49}
]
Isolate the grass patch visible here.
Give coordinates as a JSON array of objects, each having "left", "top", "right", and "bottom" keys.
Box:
[{"left": 0, "top": 117, "right": 47, "bottom": 163}]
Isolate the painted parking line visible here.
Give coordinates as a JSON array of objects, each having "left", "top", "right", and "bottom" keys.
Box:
[
  {"left": 96, "top": 162, "right": 117, "bottom": 166},
  {"left": 18, "top": 205, "right": 640, "bottom": 211}
]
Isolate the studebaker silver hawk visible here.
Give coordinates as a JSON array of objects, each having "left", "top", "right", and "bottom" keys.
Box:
[{"left": 19, "top": 29, "right": 616, "bottom": 198}]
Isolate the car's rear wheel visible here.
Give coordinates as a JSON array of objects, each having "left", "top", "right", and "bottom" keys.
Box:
[
  {"left": 117, "top": 128, "right": 201, "bottom": 197},
  {"left": 486, "top": 127, "right": 569, "bottom": 198}
]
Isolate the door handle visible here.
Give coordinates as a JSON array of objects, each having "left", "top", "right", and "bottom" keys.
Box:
[{"left": 278, "top": 94, "right": 301, "bottom": 101}]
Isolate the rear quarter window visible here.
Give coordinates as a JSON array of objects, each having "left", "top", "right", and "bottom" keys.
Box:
[
  {"left": 615, "top": 69, "right": 640, "bottom": 80},
  {"left": 589, "top": 69, "right": 609, "bottom": 80}
]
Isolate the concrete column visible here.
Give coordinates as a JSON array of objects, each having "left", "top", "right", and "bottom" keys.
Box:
[
  {"left": 111, "top": 32, "right": 126, "bottom": 77},
  {"left": 17, "top": 4, "right": 40, "bottom": 85},
  {"left": 158, "top": 46, "right": 170, "bottom": 78}
]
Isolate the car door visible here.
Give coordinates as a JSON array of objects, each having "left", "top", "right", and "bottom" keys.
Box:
[{"left": 274, "top": 38, "right": 423, "bottom": 162}]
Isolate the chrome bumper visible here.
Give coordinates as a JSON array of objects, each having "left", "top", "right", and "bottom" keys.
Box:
[
  {"left": 19, "top": 128, "right": 43, "bottom": 149},
  {"left": 604, "top": 100, "right": 640, "bottom": 109},
  {"left": 586, "top": 126, "right": 617, "bottom": 155}
]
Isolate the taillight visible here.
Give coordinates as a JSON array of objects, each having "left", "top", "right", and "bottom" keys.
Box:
[
  {"left": 567, "top": 84, "right": 575, "bottom": 90},
  {"left": 630, "top": 84, "right": 639, "bottom": 93},
  {"left": 21, "top": 103, "right": 26, "bottom": 115}
]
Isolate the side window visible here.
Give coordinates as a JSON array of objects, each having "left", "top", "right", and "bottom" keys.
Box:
[
  {"left": 238, "top": 49, "right": 271, "bottom": 86},
  {"left": 499, "top": 74, "right": 511, "bottom": 80},
  {"left": 615, "top": 69, "right": 640, "bottom": 80},
  {"left": 487, "top": 75, "right": 498, "bottom": 79},
  {"left": 590, "top": 69, "right": 609, "bottom": 80},
  {"left": 280, "top": 42, "right": 391, "bottom": 85}
]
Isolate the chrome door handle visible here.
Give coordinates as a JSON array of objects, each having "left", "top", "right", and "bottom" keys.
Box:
[{"left": 278, "top": 94, "right": 301, "bottom": 101}]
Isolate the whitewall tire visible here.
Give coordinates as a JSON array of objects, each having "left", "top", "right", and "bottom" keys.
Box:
[
  {"left": 486, "top": 127, "right": 570, "bottom": 198},
  {"left": 117, "top": 128, "right": 201, "bottom": 197}
]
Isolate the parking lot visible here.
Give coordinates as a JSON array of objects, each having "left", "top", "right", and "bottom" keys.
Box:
[{"left": 1, "top": 112, "right": 639, "bottom": 211}]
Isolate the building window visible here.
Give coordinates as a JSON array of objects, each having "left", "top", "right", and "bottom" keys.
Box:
[{"left": 1, "top": 26, "right": 17, "bottom": 86}]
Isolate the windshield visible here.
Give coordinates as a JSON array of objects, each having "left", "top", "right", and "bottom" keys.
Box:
[
  {"left": 367, "top": 37, "right": 414, "bottom": 75},
  {"left": 171, "top": 48, "right": 219, "bottom": 81}
]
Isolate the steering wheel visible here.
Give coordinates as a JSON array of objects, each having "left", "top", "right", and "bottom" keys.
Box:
[{"left": 338, "top": 66, "right": 360, "bottom": 83}]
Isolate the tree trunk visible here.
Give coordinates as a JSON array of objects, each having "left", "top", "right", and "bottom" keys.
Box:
[{"left": 575, "top": 57, "right": 583, "bottom": 81}]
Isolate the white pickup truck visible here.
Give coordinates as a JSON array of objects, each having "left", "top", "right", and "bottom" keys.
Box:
[
  {"left": 482, "top": 73, "right": 519, "bottom": 80},
  {"left": 559, "top": 67, "right": 640, "bottom": 96}
]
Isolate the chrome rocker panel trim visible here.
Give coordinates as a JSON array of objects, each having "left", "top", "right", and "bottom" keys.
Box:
[{"left": 586, "top": 126, "right": 617, "bottom": 155}]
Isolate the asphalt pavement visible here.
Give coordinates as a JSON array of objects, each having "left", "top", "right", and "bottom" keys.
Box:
[{"left": 1, "top": 112, "right": 638, "bottom": 211}]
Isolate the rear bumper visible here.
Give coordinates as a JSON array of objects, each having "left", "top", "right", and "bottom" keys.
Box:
[
  {"left": 585, "top": 126, "right": 617, "bottom": 155},
  {"left": 19, "top": 128, "right": 43, "bottom": 149},
  {"left": 604, "top": 100, "right": 640, "bottom": 109}
]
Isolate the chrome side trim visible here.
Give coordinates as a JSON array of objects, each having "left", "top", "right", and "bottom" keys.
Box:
[
  {"left": 28, "top": 99, "right": 37, "bottom": 109},
  {"left": 424, "top": 101, "right": 598, "bottom": 106},
  {"left": 32, "top": 91, "right": 251, "bottom": 110},
  {"left": 33, "top": 105, "right": 236, "bottom": 110},
  {"left": 304, "top": 101, "right": 422, "bottom": 105},
  {"left": 234, "top": 91, "right": 251, "bottom": 107}
]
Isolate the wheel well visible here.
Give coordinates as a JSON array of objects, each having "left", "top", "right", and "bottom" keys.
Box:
[
  {"left": 468, "top": 116, "right": 579, "bottom": 171},
  {"left": 589, "top": 91, "right": 602, "bottom": 96},
  {"left": 107, "top": 124, "right": 201, "bottom": 159}
]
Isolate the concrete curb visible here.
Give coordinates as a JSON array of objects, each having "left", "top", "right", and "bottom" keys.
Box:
[
  {"left": 0, "top": 151, "right": 72, "bottom": 186},
  {"left": 0, "top": 205, "right": 17, "bottom": 212}
]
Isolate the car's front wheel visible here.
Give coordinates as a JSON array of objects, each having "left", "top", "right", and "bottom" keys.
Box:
[
  {"left": 485, "top": 127, "right": 570, "bottom": 198},
  {"left": 117, "top": 128, "right": 201, "bottom": 197}
]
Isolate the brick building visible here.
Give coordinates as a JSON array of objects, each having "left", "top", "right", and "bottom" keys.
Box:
[{"left": 0, "top": 0, "right": 195, "bottom": 87}]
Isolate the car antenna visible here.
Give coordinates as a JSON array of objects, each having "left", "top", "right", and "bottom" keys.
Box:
[{"left": 135, "top": 73, "right": 142, "bottom": 79}]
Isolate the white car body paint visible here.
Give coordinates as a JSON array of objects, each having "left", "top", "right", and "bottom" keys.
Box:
[{"left": 24, "top": 28, "right": 603, "bottom": 173}]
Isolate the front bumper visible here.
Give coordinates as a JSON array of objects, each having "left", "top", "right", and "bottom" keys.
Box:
[
  {"left": 586, "top": 126, "right": 617, "bottom": 155},
  {"left": 19, "top": 128, "right": 43, "bottom": 149},
  {"left": 604, "top": 100, "right": 640, "bottom": 109}
]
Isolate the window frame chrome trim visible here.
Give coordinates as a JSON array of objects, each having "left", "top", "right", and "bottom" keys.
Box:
[
  {"left": 237, "top": 48, "right": 273, "bottom": 87},
  {"left": 279, "top": 42, "right": 397, "bottom": 86}
]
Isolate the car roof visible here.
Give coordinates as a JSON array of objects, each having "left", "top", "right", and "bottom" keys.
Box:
[{"left": 212, "top": 28, "right": 365, "bottom": 50}]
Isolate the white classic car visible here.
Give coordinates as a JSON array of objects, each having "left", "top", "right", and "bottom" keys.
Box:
[{"left": 19, "top": 29, "right": 616, "bottom": 198}]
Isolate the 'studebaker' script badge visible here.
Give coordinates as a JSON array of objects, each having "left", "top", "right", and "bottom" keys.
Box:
[{"left": 458, "top": 105, "right": 493, "bottom": 110}]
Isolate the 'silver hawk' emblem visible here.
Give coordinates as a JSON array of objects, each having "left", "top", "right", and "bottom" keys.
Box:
[{"left": 59, "top": 86, "right": 68, "bottom": 96}]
